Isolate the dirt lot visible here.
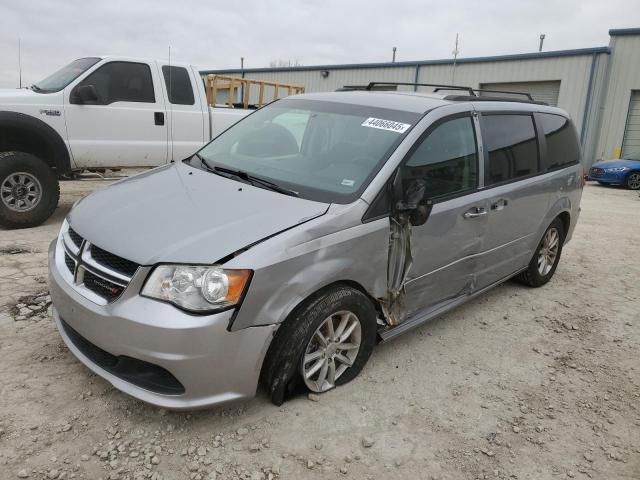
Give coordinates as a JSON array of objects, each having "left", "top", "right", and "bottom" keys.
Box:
[{"left": 0, "top": 179, "right": 638, "bottom": 480}]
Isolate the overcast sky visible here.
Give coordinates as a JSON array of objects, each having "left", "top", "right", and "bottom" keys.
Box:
[{"left": 1, "top": 0, "right": 639, "bottom": 88}]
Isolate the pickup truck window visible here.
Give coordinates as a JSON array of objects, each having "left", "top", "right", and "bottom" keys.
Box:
[
  {"left": 73, "top": 62, "right": 155, "bottom": 105},
  {"left": 196, "top": 98, "right": 420, "bottom": 204},
  {"left": 33, "top": 57, "right": 100, "bottom": 93},
  {"left": 162, "top": 66, "right": 195, "bottom": 105}
]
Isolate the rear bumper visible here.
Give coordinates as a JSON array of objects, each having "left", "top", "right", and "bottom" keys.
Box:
[{"left": 48, "top": 239, "right": 277, "bottom": 410}]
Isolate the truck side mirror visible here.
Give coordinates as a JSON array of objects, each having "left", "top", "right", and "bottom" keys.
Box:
[{"left": 75, "top": 84, "right": 99, "bottom": 104}]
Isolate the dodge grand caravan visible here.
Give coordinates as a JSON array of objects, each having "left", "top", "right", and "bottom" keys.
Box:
[{"left": 48, "top": 84, "right": 583, "bottom": 409}]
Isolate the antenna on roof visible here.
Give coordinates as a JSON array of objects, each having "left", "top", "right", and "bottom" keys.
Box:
[
  {"left": 392, "top": 46, "right": 397, "bottom": 63},
  {"left": 451, "top": 33, "right": 459, "bottom": 84},
  {"left": 539, "top": 34, "right": 546, "bottom": 52}
]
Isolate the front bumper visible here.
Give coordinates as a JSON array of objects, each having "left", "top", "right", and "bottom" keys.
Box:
[
  {"left": 588, "top": 168, "right": 627, "bottom": 184},
  {"left": 48, "top": 239, "right": 277, "bottom": 410}
]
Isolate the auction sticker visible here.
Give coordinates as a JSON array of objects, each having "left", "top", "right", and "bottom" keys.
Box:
[{"left": 361, "top": 117, "right": 411, "bottom": 133}]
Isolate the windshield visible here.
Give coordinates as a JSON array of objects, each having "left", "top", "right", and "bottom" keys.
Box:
[
  {"left": 33, "top": 57, "right": 101, "bottom": 93},
  {"left": 197, "top": 98, "right": 420, "bottom": 203}
]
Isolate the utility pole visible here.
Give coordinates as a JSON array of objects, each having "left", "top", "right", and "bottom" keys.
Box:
[
  {"left": 18, "top": 37, "right": 22, "bottom": 88},
  {"left": 539, "top": 34, "right": 546, "bottom": 52},
  {"left": 240, "top": 57, "right": 245, "bottom": 106},
  {"left": 451, "top": 33, "right": 459, "bottom": 84},
  {"left": 392, "top": 47, "right": 397, "bottom": 63}
]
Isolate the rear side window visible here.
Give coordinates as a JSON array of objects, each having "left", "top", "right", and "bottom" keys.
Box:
[
  {"left": 537, "top": 113, "right": 580, "bottom": 170},
  {"left": 76, "top": 62, "right": 155, "bottom": 104},
  {"left": 403, "top": 116, "right": 478, "bottom": 198},
  {"left": 162, "top": 66, "right": 195, "bottom": 105},
  {"left": 482, "top": 114, "right": 539, "bottom": 186}
]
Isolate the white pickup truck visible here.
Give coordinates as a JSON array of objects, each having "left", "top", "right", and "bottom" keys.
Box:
[{"left": 0, "top": 56, "right": 253, "bottom": 228}]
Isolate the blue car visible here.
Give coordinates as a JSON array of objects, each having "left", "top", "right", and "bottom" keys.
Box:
[{"left": 588, "top": 155, "right": 640, "bottom": 190}]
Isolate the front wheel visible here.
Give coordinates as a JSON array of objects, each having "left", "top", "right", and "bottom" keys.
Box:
[
  {"left": 261, "top": 285, "right": 377, "bottom": 405},
  {"left": 517, "top": 218, "right": 565, "bottom": 287},
  {"left": 0, "top": 151, "right": 60, "bottom": 229},
  {"left": 625, "top": 171, "right": 640, "bottom": 190}
]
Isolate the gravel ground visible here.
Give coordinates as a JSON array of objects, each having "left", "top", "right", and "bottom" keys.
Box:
[{"left": 0, "top": 178, "right": 638, "bottom": 480}]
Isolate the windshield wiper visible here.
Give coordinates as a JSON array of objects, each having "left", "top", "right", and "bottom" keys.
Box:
[
  {"left": 194, "top": 155, "right": 299, "bottom": 197},
  {"left": 30, "top": 84, "right": 42, "bottom": 92}
]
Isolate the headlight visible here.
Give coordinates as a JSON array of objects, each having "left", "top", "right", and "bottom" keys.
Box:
[
  {"left": 605, "top": 166, "right": 629, "bottom": 172},
  {"left": 142, "top": 265, "right": 252, "bottom": 313}
]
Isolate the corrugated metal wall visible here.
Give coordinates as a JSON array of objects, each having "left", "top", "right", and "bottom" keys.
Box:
[
  {"left": 595, "top": 34, "right": 640, "bottom": 159},
  {"left": 414, "top": 55, "right": 593, "bottom": 132},
  {"left": 240, "top": 66, "right": 417, "bottom": 92},
  {"left": 202, "top": 33, "right": 640, "bottom": 165}
]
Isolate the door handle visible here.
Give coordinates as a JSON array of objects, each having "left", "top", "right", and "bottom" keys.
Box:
[
  {"left": 491, "top": 198, "right": 508, "bottom": 211},
  {"left": 154, "top": 112, "right": 165, "bottom": 126},
  {"left": 463, "top": 207, "right": 487, "bottom": 219}
]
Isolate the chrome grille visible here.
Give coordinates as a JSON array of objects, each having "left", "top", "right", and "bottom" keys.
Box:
[
  {"left": 64, "top": 252, "right": 75, "bottom": 274},
  {"left": 59, "top": 222, "right": 138, "bottom": 304},
  {"left": 68, "top": 228, "right": 84, "bottom": 248},
  {"left": 89, "top": 244, "right": 138, "bottom": 277},
  {"left": 82, "top": 270, "right": 124, "bottom": 301}
]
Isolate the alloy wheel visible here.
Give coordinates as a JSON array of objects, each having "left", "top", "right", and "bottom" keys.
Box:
[
  {"left": 627, "top": 172, "right": 640, "bottom": 190},
  {"left": 301, "top": 310, "right": 362, "bottom": 393},
  {"left": 538, "top": 227, "right": 559, "bottom": 276},
  {"left": 1, "top": 172, "right": 42, "bottom": 212}
]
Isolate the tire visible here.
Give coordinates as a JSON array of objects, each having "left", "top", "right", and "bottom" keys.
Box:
[
  {"left": 625, "top": 171, "right": 640, "bottom": 190},
  {"left": 261, "top": 285, "right": 377, "bottom": 406},
  {"left": 0, "top": 151, "right": 60, "bottom": 229},
  {"left": 517, "top": 218, "right": 565, "bottom": 288}
]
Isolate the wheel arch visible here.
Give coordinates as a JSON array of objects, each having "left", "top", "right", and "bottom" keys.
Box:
[{"left": 0, "top": 111, "right": 72, "bottom": 175}]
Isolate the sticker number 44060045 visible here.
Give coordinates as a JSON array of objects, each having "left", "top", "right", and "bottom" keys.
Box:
[{"left": 361, "top": 117, "right": 411, "bottom": 133}]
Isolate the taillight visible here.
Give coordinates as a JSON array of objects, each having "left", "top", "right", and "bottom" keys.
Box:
[{"left": 580, "top": 167, "right": 587, "bottom": 188}]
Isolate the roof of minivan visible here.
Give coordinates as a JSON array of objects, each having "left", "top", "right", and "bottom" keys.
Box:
[{"left": 288, "top": 90, "right": 568, "bottom": 117}]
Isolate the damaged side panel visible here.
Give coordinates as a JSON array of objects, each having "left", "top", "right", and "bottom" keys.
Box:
[{"left": 381, "top": 217, "right": 412, "bottom": 326}]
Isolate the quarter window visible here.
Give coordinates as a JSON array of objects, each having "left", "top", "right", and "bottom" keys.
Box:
[
  {"left": 482, "top": 114, "right": 539, "bottom": 185},
  {"left": 74, "top": 62, "right": 155, "bottom": 105},
  {"left": 537, "top": 113, "right": 580, "bottom": 170},
  {"left": 162, "top": 66, "right": 195, "bottom": 105},
  {"left": 402, "top": 116, "right": 478, "bottom": 198}
]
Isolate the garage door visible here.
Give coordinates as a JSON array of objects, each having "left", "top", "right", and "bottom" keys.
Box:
[
  {"left": 479, "top": 81, "right": 561, "bottom": 106},
  {"left": 621, "top": 90, "right": 640, "bottom": 158}
]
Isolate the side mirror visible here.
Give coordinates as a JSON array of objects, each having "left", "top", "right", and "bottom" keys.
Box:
[
  {"left": 394, "top": 178, "right": 433, "bottom": 227},
  {"left": 75, "top": 84, "right": 99, "bottom": 104}
]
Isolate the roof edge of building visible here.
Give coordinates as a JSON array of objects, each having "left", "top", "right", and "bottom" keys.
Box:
[
  {"left": 609, "top": 27, "right": 640, "bottom": 36},
  {"left": 200, "top": 46, "right": 611, "bottom": 75}
]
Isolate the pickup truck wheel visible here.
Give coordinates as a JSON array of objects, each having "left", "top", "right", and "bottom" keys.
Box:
[
  {"left": 0, "top": 151, "right": 60, "bottom": 229},
  {"left": 517, "top": 218, "right": 565, "bottom": 288},
  {"left": 261, "top": 285, "right": 377, "bottom": 405}
]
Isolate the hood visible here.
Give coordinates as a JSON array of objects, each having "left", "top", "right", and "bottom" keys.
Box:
[
  {"left": 592, "top": 159, "right": 640, "bottom": 169},
  {"left": 0, "top": 88, "right": 63, "bottom": 107},
  {"left": 68, "top": 162, "right": 329, "bottom": 265}
]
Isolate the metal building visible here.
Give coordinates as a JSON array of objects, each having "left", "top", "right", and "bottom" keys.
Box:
[{"left": 201, "top": 28, "right": 640, "bottom": 166}]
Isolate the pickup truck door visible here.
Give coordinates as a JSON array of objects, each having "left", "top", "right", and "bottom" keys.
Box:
[
  {"left": 160, "top": 64, "right": 206, "bottom": 160},
  {"left": 63, "top": 60, "right": 168, "bottom": 167}
]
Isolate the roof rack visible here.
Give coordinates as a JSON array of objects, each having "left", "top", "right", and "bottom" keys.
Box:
[
  {"left": 364, "top": 81, "right": 536, "bottom": 102},
  {"left": 365, "top": 81, "right": 476, "bottom": 95}
]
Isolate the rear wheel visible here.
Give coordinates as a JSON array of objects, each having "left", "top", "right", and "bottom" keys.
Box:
[
  {"left": 0, "top": 151, "right": 60, "bottom": 229},
  {"left": 261, "top": 285, "right": 377, "bottom": 405},
  {"left": 517, "top": 218, "right": 565, "bottom": 287},
  {"left": 625, "top": 171, "right": 640, "bottom": 190}
]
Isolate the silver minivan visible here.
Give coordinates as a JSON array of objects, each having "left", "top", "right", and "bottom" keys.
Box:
[{"left": 48, "top": 85, "right": 583, "bottom": 409}]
